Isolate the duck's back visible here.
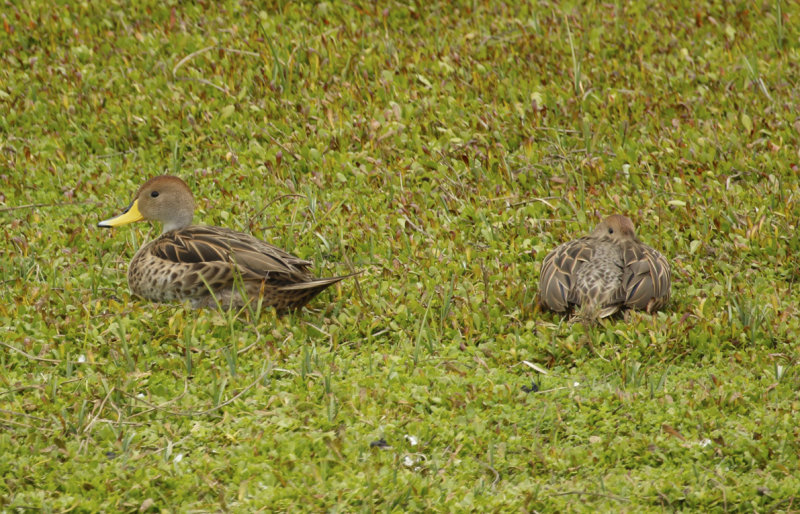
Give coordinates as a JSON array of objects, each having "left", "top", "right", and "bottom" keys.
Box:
[
  {"left": 539, "top": 236, "right": 623, "bottom": 312},
  {"left": 572, "top": 239, "right": 624, "bottom": 306},
  {"left": 128, "top": 225, "right": 317, "bottom": 304},
  {"left": 615, "top": 241, "right": 671, "bottom": 312},
  {"left": 156, "top": 226, "right": 312, "bottom": 277}
]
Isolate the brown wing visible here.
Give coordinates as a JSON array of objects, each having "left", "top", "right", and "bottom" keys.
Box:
[
  {"left": 618, "top": 242, "right": 671, "bottom": 312},
  {"left": 539, "top": 238, "right": 595, "bottom": 312},
  {"left": 150, "top": 226, "right": 314, "bottom": 284}
]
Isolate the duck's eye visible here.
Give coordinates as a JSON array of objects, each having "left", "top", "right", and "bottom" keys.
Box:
[
  {"left": 608, "top": 228, "right": 614, "bottom": 234},
  {"left": 150, "top": 191, "right": 159, "bottom": 198}
]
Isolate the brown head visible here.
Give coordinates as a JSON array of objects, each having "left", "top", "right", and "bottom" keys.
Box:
[
  {"left": 590, "top": 214, "right": 638, "bottom": 242},
  {"left": 98, "top": 175, "right": 195, "bottom": 233}
]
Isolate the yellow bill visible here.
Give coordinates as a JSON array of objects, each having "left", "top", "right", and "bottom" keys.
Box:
[{"left": 98, "top": 199, "right": 144, "bottom": 227}]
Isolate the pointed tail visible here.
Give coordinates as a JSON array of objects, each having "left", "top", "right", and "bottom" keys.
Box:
[{"left": 277, "top": 272, "right": 360, "bottom": 309}]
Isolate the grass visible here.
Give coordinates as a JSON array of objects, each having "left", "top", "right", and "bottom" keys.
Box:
[{"left": 2, "top": 0, "right": 800, "bottom": 510}]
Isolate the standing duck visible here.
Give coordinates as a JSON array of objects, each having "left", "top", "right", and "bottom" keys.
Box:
[
  {"left": 98, "top": 175, "right": 352, "bottom": 310},
  {"left": 539, "top": 214, "right": 671, "bottom": 318}
]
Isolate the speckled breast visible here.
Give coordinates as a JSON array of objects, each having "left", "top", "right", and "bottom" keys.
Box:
[{"left": 127, "top": 244, "right": 204, "bottom": 302}]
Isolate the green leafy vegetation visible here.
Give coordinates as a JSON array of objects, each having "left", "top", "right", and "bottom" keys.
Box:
[{"left": 2, "top": 0, "right": 799, "bottom": 510}]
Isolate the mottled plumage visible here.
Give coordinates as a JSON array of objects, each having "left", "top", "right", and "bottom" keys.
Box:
[
  {"left": 99, "top": 175, "right": 352, "bottom": 310},
  {"left": 539, "top": 215, "right": 671, "bottom": 317}
]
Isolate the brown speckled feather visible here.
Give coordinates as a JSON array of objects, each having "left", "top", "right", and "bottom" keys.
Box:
[
  {"left": 616, "top": 242, "right": 671, "bottom": 312},
  {"left": 539, "top": 237, "right": 595, "bottom": 312},
  {"left": 99, "top": 175, "right": 354, "bottom": 310},
  {"left": 539, "top": 215, "right": 671, "bottom": 317},
  {"left": 151, "top": 226, "right": 314, "bottom": 283}
]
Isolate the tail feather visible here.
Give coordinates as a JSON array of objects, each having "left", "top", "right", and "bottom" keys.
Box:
[
  {"left": 276, "top": 272, "right": 359, "bottom": 291},
  {"left": 277, "top": 272, "right": 360, "bottom": 310}
]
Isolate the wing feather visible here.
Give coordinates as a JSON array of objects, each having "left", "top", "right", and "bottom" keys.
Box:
[
  {"left": 619, "top": 242, "right": 671, "bottom": 312},
  {"left": 539, "top": 238, "right": 594, "bottom": 312},
  {"left": 150, "top": 226, "right": 313, "bottom": 284}
]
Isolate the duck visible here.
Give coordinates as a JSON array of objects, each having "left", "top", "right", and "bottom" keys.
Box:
[
  {"left": 539, "top": 214, "right": 671, "bottom": 318},
  {"left": 98, "top": 175, "right": 352, "bottom": 310}
]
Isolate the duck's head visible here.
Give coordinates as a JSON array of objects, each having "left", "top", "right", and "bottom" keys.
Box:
[
  {"left": 590, "top": 214, "right": 637, "bottom": 242},
  {"left": 98, "top": 175, "right": 195, "bottom": 233}
]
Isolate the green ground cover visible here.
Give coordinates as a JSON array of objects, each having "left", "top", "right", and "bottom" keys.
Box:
[{"left": 2, "top": 0, "right": 800, "bottom": 511}]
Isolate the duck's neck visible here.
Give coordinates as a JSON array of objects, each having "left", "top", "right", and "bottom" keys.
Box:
[{"left": 161, "top": 214, "right": 193, "bottom": 233}]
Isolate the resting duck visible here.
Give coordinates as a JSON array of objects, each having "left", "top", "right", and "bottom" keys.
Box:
[
  {"left": 539, "top": 214, "right": 671, "bottom": 318},
  {"left": 98, "top": 175, "right": 351, "bottom": 310}
]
